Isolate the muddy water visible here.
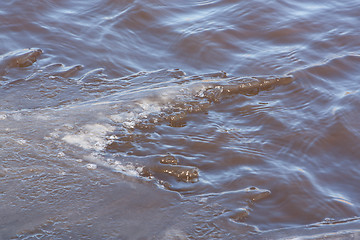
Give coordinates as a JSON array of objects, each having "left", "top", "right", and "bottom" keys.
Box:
[{"left": 1, "top": 0, "right": 360, "bottom": 239}]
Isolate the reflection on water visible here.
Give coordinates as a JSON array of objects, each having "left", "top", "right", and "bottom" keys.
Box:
[{"left": 1, "top": 0, "right": 360, "bottom": 239}]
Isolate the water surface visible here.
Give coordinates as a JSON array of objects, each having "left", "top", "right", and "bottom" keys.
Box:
[{"left": 1, "top": 0, "right": 360, "bottom": 239}]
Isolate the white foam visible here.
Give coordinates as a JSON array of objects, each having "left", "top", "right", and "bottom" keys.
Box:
[
  {"left": 86, "top": 163, "right": 97, "bottom": 170},
  {"left": 80, "top": 153, "right": 142, "bottom": 178},
  {"left": 106, "top": 159, "right": 143, "bottom": 177},
  {"left": 35, "top": 113, "right": 51, "bottom": 120},
  {"left": 109, "top": 100, "right": 164, "bottom": 129},
  {"left": 62, "top": 123, "right": 116, "bottom": 151},
  {"left": 122, "top": 121, "right": 136, "bottom": 129},
  {"left": 16, "top": 139, "right": 27, "bottom": 145},
  {"left": 57, "top": 152, "right": 65, "bottom": 157},
  {"left": 110, "top": 112, "right": 140, "bottom": 129},
  {"left": 137, "top": 100, "right": 162, "bottom": 113}
]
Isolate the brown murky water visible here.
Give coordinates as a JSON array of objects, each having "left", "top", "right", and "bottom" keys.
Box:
[{"left": 1, "top": 0, "right": 360, "bottom": 239}]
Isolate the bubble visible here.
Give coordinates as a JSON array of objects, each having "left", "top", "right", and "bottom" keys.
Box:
[{"left": 86, "top": 163, "right": 97, "bottom": 170}]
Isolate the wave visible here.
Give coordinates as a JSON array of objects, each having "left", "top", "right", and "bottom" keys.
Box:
[{"left": 0, "top": 48, "right": 294, "bottom": 188}]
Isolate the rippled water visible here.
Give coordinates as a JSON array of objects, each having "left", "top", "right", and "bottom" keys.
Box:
[{"left": 1, "top": 0, "right": 360, "bottom": 239}]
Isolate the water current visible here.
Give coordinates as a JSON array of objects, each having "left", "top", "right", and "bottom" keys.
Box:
[{"left": 1, "top": 0, "right": 360, "bottom": 239}]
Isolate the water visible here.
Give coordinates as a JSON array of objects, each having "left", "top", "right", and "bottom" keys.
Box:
[{"left": 1, "top": 0, "right": 360, "bottom": 239}]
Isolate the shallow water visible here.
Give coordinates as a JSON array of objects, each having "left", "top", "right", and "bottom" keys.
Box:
[{"left": 1, "top": 0, "right": 360, "bottom": 239}]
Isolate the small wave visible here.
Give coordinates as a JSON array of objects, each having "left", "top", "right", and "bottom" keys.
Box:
[
  {"left": 0, "top": 56, "right": 292, "bottom": 187},
  {"left": 0, "top": 48, "right": 294, "bottom": 189},
  {"left": 51, "top": 69, "right": 293, "bottom": 187}
]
